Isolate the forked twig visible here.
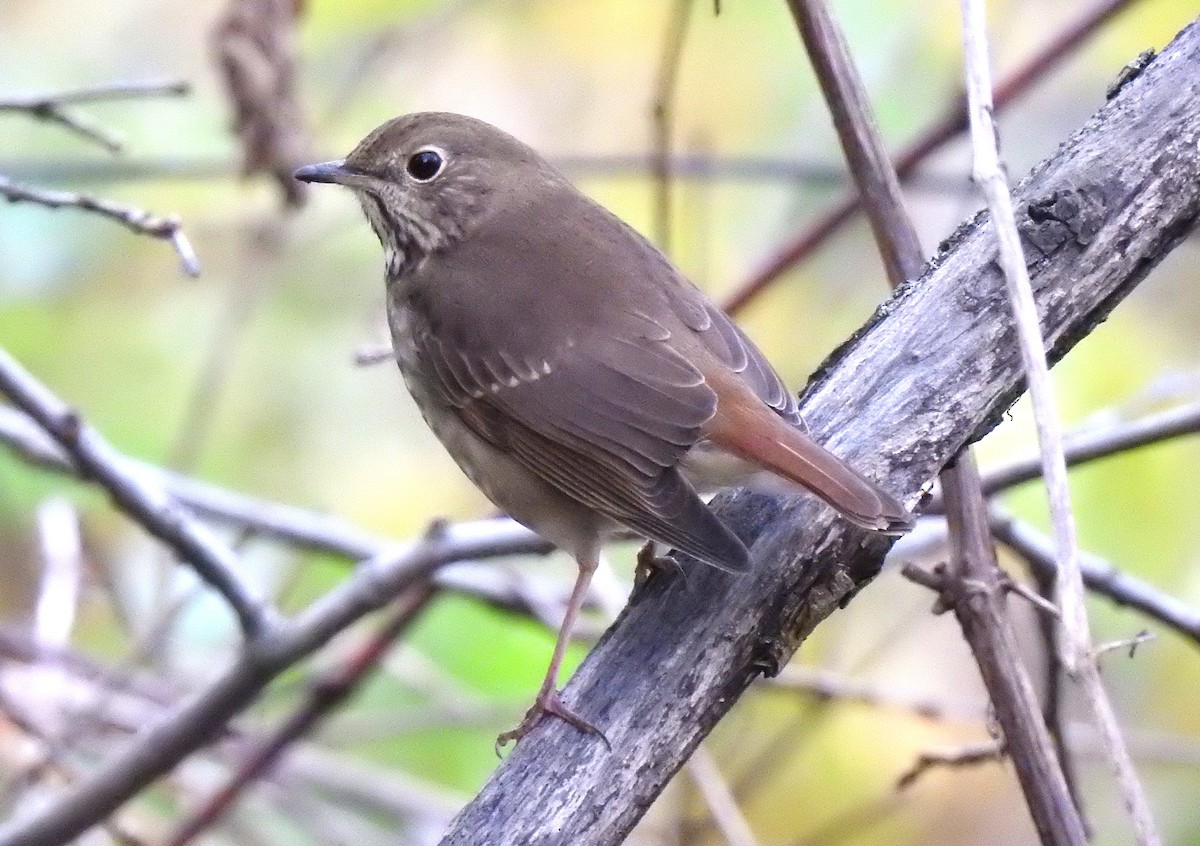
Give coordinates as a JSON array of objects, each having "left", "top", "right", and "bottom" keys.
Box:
[
  {"left": 0, "top": 79, "right": 190, "bottom": 153},
  {"left": 0, "top": 347, "right": 268, "bottom": 637},
  {"left": 0, "top": 176, "right": 201, "bottom": 276}
]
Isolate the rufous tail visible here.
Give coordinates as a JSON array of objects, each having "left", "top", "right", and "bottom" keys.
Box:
[{"left": 705, "top": 394, "right": 912, "bottom": 534}]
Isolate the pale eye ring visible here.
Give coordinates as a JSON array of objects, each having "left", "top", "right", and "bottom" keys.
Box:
[{"left": 406, "top": 146, "right": 446, "bottom": 182}]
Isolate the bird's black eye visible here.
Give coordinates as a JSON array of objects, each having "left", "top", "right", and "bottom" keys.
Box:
[{"left": 406, "top": 148, "right": 445, "bottom": 182}]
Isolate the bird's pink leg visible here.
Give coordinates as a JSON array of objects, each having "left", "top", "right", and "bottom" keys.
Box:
[{"left": 496, "top": 550, "right": 607, "bottom": 750}]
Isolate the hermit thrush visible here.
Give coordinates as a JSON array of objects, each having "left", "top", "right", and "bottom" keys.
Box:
[{"left": 295, "top": 113, "right": 911, "bottom": 746}]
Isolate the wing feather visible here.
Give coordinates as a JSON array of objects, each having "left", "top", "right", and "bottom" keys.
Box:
[{"left": 413, "top": 325, "right": 748, "bottom": 571}]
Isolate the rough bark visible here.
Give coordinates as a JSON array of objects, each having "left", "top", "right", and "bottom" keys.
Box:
[{"left": 439, "top": 19, "right": 1200, "bottom": 846}]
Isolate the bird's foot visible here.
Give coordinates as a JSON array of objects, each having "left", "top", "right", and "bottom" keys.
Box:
[
  {"left": 495, "top": 689, "right": 608, "bottom": 754},
  {"left": 633, "top": 541, "right": 682, "bottom": 594}
]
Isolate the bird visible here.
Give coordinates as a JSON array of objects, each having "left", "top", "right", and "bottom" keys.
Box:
[{"left": 294, "top": 112, "right": 912, "bottom": 747}]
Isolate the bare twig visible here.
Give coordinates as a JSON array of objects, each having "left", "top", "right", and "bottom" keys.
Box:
[
  {"left": 1031, "top": 558, "right": 1088, "bottom": 833},
  {"left": 959, "top": 2, "right": 1159, "bottom": 842},
  {"left": 0, "top": 79, "right": 190, "bottom": 106},
  {"left": 965, "top": 3, "right": 1086, "bottom": 660},
  {"left": 165, "top": 582, "right": 438, "bottom": 846},
  {"left": 764, "top": 664, "right": 980, "bottom": 722},
  {"left": 33, "top": 498, "right": 83, "bottom": 649},
  {"left": 0, "top": 517, "right": 552, "bottom": 846},
  {"left": 0, "top": 79, "right": 190, "bottom": 153},
  {"left": 686, "top": 746, "right": 759, "bottom": 846},
  {"left": 1004, "top": 577, "right": 1062, "bottom": 619},
  {"left": 786, "top": 0, "right": 921, "bottom": 288},
  {"left": 920, "top": 401, "right": 1200, "bottom": 510},
  {"left": 979, "top": 402, "right": 1200, "bottom": 499},
  {"left": 0, "top": 78, "right": 200, "bottom": 276},
  {"left": 994, "top": 511, "right": 1200, "bottom": 647},
  {"left": 0, "top": 348, "right": 269, "bottom": 638},
  {"left": 938, "top": 455, "right": 1088, "bottom": 844},
  {"left": 650, "top": 0, "right": 694, "bottom": 252},
  {"left": 786, "top": 1, "right": 1092, "bottom": 839},
  {"left": 1094, "top": 630, "right": 1154, "bottom": 659},
  {"left": 896, "top": 739, "right": 1005, "bottom": 790},
  {"left": 968, "top": 0, "right": 1109, "bottom": 667},
  {"left": 725, "top": 0, "right": 1145, "bottom": 313},
  {"left": 0, "top": 175, "right": 200, "bottom": 276}
]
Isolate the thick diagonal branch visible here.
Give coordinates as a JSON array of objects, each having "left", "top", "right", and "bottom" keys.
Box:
[{"left": 438, "top": 20, "right": 1200, "bottom": 846}]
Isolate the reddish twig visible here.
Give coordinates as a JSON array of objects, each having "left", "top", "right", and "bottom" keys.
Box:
[
  {"left": 165, "top": 583, "right": 438, "bottom": 846},
  {"left": 724, "top": 0, "right": 1144, "bottom": 314}
]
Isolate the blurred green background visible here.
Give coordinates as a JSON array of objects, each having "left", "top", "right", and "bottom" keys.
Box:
[{"left": 1, "top": 1, "right": 1198, "bottom": 844}]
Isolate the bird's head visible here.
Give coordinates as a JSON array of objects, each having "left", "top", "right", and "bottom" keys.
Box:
[{"left": 295, "top": 112, "right": 555, "bottom": 276}]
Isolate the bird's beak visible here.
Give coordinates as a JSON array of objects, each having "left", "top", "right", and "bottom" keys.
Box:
[{"left": 293, "top": 159, "right": 355, "bottom": 185}]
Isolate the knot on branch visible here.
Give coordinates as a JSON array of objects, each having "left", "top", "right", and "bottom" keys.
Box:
[{"left": 1021, "top": 187, "right": 1109, "bottom": 255}]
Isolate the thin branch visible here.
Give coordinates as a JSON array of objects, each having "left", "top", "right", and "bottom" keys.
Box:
[
  {"left": 896, "top": 739, "right": 1005, "bottom": 790},
  {"left": 0, "top": 175, "right": 201, "bottom": 276},
  {"left": 937, "top": 453, "right": 1088, "bottom": 844},
  {"left": 979, "top": 401, "right": 1200, "bottom": 498},
  {"left": 650, "top": 0, "right": 693, "bottom": 252},
  {"left": 0, "top": 79, "right": 191, "bottom": 106},
  {"left": 1094, "top": 630, "right": 1154, "bottom": 659},
  {"left": 0, "top": 348, "right": 269, "bottom": 638},
  {"left": 165, "top": 583, "right": 438, "bottom": 846},
  {"left": 786, "top": 0, "right": 922, "bottom": 287},
  {"left": 992, "top": 512, "right": 1200, "bottom": 647},
  {"left": 685, "top": 746, "right": 760, "bottom": 846},
  {"left": 1031, "top": 558, "right": 1089, "bottom": 832},
  {"left": 959, "top": 2, "right": 1160, "bottom": 842},
  {"left": 724, "top": 0, "right": 1145, "bottom": 313},
  {"left": 0, "top": 520, "right": 549, "bottom": 846},
  {"left": 886, "top": 510, "right": 1200, "bottom": 649},
  {"left": 764, "top": 665, "right": 980, "bottom": 723},
  {"left": 964, "top": 0, "right": 1096, "bottom": 665},
  {"left": 788, "top": 0, "right": 1083, "bottom": 838},
  {"left": 0, "top": 79, "right": 190, "bottom": 153},
  {"left": 920, "top": 401, "right": 1200, "bottom": 511}
]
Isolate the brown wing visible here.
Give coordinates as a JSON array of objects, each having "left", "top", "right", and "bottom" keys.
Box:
[
  {"left": 658, "top": 276, "right": 804, "bottom": 429},
  {"left": 390, "top": 176, "right": 781, "bottom": 570},
  {"left": 413, "top": 326, "right": 750, "bottom": 571}
]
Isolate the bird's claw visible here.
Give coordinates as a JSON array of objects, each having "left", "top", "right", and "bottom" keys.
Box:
[{"left": 495, "top": 689, "right": 609, "bottom": 755}]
